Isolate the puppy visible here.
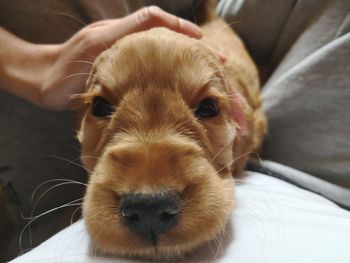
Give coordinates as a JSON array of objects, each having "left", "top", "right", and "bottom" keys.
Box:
[{"left": 73, "top": 15, "right": 266, "bottom": 260}]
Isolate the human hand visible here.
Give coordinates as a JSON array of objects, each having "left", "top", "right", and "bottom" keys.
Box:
[{"left": 39, "top": 6, "right": 202, "bottom": 110}]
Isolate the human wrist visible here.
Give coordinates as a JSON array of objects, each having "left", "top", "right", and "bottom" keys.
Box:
[
  {"left": 27, "top": 43, "right": 60, "bottom": 108},
  {"left": 0, "top": 30, "right": 58, "bottom": 107}
]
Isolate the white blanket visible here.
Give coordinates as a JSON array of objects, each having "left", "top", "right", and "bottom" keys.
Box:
[{"left": 11, "top": 172, "right": 350, "bottom": 263}]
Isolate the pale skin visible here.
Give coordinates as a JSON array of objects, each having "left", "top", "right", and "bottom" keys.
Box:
[{"left": 0, "top": 6, "right": 203, "bottom": 110}]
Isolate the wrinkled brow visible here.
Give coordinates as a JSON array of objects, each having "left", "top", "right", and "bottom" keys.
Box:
[{"left": 71, "top": 81, "right": 120, "bottom": 105}]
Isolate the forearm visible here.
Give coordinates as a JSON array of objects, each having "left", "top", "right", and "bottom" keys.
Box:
[{"left": 0, "top": 27, "right": 57, "bottom": 106}]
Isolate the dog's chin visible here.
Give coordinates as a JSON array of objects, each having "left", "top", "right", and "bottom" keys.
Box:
[
  {"left": 84, "top": 208, "right": 233, "bottom": 261},
  {"left": 89, "top": 235, "right": 222, "bottom": 261},
  {"left": 83, "top": 163, "right": 235, "bottom": 260}
]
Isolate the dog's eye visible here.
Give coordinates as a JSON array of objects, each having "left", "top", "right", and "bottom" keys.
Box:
[
  {"left": 91, "top": 96, "right": 114, "bottom": 117},
  {"left": 194, "top": 98, "right": 219, "bottom": 119}
]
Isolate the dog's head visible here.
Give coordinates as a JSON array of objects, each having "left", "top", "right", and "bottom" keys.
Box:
[{"left": 74, "top": 27, "right": 254, "bottom": 259}]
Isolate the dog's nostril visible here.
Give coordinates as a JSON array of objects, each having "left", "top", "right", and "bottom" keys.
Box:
[
  {"left": 119, "top": 192, "right": 180, "bottom": 243},
  {"left": 122, "top": 212, "right": 139, "bottom": 224},
  {"left": 159, "top": 210, "right": 178, "bottom": 222}
]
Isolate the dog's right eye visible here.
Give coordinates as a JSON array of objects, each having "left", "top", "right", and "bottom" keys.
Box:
[
  {"left": 91, "top": 96, "right": 114, "bottom": 117},
  {"left": 194, "top": 97, "right": 219, "bottom": 119}
]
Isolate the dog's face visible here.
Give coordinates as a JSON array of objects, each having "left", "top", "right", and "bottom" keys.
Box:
[{"left": 75, "top": 28, "right": 239, "bottom": 259}]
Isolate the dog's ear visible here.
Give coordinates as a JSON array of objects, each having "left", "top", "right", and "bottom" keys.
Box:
[
  {"left": 229, "top": 91, "right": 251, "bottom": 175},
  {"left": 230, "top": 91, "right": 249, "bottom": 136},
  {"left": 229, "top": 88, "right": 267, "bottom": 175}
]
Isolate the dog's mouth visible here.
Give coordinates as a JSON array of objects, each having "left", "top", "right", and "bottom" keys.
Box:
[{"left": 82, "top": 147, "right": 235, "bottom": 259}]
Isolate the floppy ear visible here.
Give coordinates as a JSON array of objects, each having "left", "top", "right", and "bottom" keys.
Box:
[
  {"left": 230, "top": 90, "right": 267, "bottom": 175},
  {"left": 229, "top": 90, "right": 252, "bottom": 175},
  {"left": 230, "top": 91, "right": 249, "bottom": 136}
]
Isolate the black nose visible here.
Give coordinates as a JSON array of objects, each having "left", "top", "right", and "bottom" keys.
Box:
[{"left": 119, "top": 192, "right": 180, "bottom": 244}]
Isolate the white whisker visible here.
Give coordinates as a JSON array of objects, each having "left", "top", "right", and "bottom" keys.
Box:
[
  {"left": 217, "top": 151, "right": 256, "bottom": 174},
  {"left": 31, "top": 179, "right": 87, "bottom": 204},
  {"left": 70, "top": 206, "right": 83, "bottom": 225},
  {"left": 46, "top": 155, "right": 92, "bottom": 174},
  {"left": 63, "top": 72, "right": 95, "bottom": 80},
  {"left": 53, "top": 12, "right": 88, "bottom": 27},
  {"left": 210, "top": 140, "right": 233, "bottom": 164},
  {"left": 20, "top": 197, "right": 83, "bottom": 253},
  {"left": 68, "top": 60, "right": 95, "bottom": 65}
]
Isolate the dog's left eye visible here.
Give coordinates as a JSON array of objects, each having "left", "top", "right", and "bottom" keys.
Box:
[
  {"left": 194, "top": 98, "right": 219, "bottom": 119},
  {"left": 91, "top": 96, "right": 114, "bottom": 117}
]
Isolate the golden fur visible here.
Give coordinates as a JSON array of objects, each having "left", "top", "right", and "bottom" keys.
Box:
[{"left": 73, "top": 18, "right": 266, "bottom": 259}]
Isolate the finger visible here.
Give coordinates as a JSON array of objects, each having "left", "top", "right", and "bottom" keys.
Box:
[{"left": 117, "top": 6, "right": 202, "bottom": 39}]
